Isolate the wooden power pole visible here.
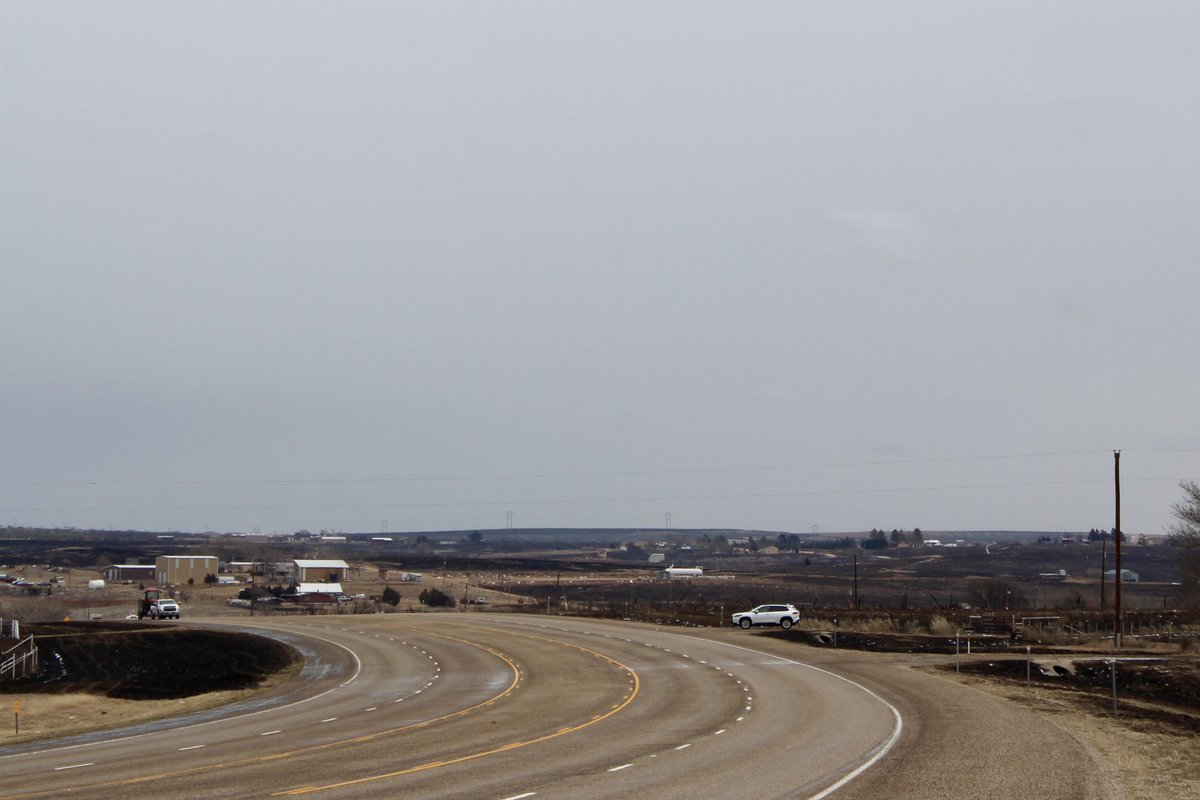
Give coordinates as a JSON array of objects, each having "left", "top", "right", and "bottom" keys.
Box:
[{"left": 1114, "top": 450, "right": 1122, "bottom": 649}]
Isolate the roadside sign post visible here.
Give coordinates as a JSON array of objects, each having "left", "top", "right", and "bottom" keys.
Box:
[
  {"left": 13, "top": 700, "right": 18, "bottom": 735},
  {"left": 1026, "top": 645, "right": 1031, "bottom": 687},
  {"left": 955, "top": 633, "right": 960, "bottom": 673}
]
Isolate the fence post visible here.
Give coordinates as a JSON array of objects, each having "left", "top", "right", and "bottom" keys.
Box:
[{"left": 1111, "top": 659, "right": 1119, "bottom": 717}]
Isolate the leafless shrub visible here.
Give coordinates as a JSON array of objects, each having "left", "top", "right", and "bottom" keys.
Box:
[{"left": 1, "top": 594, "right": 73, "bottom": 624}]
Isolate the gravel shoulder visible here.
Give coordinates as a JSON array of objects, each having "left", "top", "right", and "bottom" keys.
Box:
[
  {"left": 681, "top": 628, "right": 1187, "bottom": 800},
  {"left": 932, "top": 662, "right": 1200, "bottom": 800}
]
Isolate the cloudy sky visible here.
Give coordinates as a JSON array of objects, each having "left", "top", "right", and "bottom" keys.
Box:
[{"left": 3, "top": 2, "right": 1198, "bottom": 536}]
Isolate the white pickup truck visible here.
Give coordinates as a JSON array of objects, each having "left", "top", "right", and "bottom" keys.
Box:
[{"left": 147, "top": 598, "right": 180, "bottom": 619}]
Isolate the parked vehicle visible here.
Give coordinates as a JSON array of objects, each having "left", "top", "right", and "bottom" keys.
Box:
[
  {"left": 148, "top": 598, "right": 180, "bottom": 619},
  {"left": 137, "top": 588, "right": 180, "bottom": 619},
  {"left": 731, "top": 604, "right": 801, "bottom": 630}
]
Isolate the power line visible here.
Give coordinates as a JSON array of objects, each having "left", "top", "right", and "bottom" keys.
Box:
[
  {"left": 0, "top": 449, "right": 1125, "bottom": 488},
  {"left": 0, "top": 476, "right": 1182, "bottom": 514}
]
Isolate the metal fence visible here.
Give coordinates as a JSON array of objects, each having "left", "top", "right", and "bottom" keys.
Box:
[{"left": 1, "top": 635, "right": 38, "bottom": 681}]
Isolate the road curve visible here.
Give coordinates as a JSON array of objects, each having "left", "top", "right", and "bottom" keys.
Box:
[
  {"left": 0, "top": 614, "right": 895, "bottom": 799},
  {"left": 0, "top": 614, "right": 1105, "bottom": 799}
]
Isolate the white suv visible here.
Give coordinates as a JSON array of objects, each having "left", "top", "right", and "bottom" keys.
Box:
[{"left": 732, "top": 604, "right": 800, "bottom": 630}]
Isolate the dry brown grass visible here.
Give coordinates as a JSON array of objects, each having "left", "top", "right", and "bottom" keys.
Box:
[
  {"left": 1, "top": 660, "right": 301, "bottom": 746},
  {"left": 939, "top": 668, "right": 1200, "bottom": 799}
]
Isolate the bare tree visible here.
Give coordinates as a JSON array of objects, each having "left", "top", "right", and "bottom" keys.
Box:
[{"left": 1169, "top": 480, "right": 1200, "bottom": 608}]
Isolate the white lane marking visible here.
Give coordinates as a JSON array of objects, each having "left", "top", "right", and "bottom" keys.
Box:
[
  {"left": 53, "top": 763, "right": 94, "bottom": 771},
  {"left": 705, "top": 639, "right": 905, "bottom": 800},
  {"left": 365, "top": 707, "right": 377, "bottom": 712},
  {"left": 500, "top": 794, "right": 537, "bottom": 800},
  {"left": 674, "top": 743, "right": 691, "bottom": 751},
  {"left": 714, "top": 729, "right": 726, "bottom": 735},
  {"left": 321, "top": 718, "right": 338, "bottom": 723},
  {"left": 260, "top": 730, "right": 282, "bottom": 736},
  {"left": 608, "top": 764, "right": 633, "bottom": 772},
  {"left": 177, "top": 744, "right": 206, "bottom": 751}
]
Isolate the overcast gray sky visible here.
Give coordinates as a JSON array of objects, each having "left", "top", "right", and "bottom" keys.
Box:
[{"left": 3, "top": 2, "right": 1198, "bottom": 536}]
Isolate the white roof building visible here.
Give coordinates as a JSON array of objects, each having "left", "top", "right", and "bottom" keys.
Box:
[{"left": 296, "top": 582, "right": 344, "bottom": 595}]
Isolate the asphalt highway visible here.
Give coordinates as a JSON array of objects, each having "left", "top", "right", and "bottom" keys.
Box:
[{"left": 0, "top": 614, "right": 1109, "bottom": 799}]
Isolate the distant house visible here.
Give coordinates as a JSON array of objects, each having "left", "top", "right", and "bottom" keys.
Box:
[
  {"left": 288, "top": 583, "right": 344, "bottom": 604},
  {"left": 104, "top": 564, "right": 156, "bottom": 584},
  {"left": 293, "top": 559, "right": 350, "bottom": 584}
]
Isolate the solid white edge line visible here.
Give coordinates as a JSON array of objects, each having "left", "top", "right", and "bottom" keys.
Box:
[{"left": 708, "top": 639, "right": 904, "bottom": 800}]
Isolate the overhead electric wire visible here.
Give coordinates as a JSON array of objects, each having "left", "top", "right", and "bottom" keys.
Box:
[
  {"left": 0, "top": 476, "right": 1185, "bottom": 514},
  {"left": 0, "top": 449, "right": 1130, "bottom": 487}
]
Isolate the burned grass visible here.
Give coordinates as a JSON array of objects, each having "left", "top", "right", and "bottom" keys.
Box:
[
  {"left": 1, "top": 623, "right": 298, "bottom": 700},
  {"left": 942, "top": 656, "right": 1200, "bottom": 730}
]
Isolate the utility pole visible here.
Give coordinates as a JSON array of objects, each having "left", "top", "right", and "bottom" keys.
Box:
[
  {"left": 1100, "top": 538, "right": 1107, "bottom": 610},
  {"left": 853, "top": 551, "right": 859, "bottom": 609},
  {"left": 1114, "top": 450, "right": 1123, "bottom": 649}
]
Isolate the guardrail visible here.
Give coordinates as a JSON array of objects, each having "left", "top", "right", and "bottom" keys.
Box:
[{"left": 1, "top": 635, "right": 38, "bottom": 681}]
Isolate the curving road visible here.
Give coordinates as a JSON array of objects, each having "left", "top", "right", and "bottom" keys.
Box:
[{"left": 0, "top": 614, "right": 1108, "bottom": 799}]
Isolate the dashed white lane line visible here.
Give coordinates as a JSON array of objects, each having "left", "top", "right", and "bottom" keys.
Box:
[
  {"left": 608, "top": 764, "right": 633, "bottom": 772},
  {"left": 365, "top": 707, "right": 377, "bottom": 712},
  {"left": 500, "top": 793, "right": 537, "bottom": 800},
  {"left": 260, "top": 730, "right": 282, "bottom": 736},
  {"left": 53, "top": 763, "right": 94, "bottom": 771},
  {"left": 321, "top": 718, "right": 338, "bottom": 723},
  {"left": 177, "top": 744, "right": 206, "bottom": 751},
  {"left": 714, "top": 729, "right": 726, "bottom": 735},
  {"left": 674, "top": 743, "right": 692, "bottom": 751}
]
